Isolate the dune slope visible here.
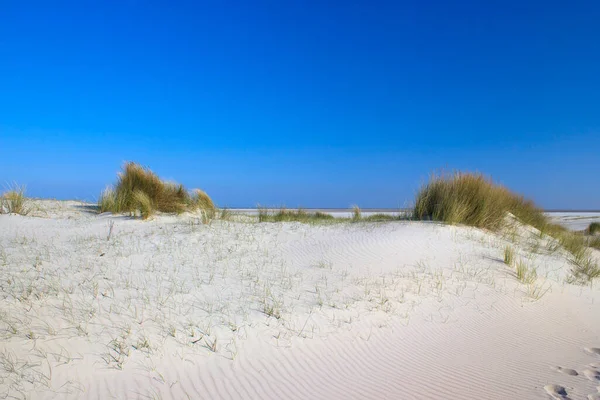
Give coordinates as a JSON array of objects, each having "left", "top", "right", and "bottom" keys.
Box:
[{"left": 0, "top": 201, "right": 599, "bottom": 399}]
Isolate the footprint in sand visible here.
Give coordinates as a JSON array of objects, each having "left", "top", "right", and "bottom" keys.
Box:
[
  {"left": 553, "top": 366, "right": 579, "bottom": 376},
  {"left": 588, "top": 394, "right": 600, "bottom": 400},
  {"left": 585, "top": 348, "right": 600, "bottom": 357},
  {"left": 583, "top": 369, "right": 600, "bottom": 382},
  {"left": 590, "top": 363, "right": 600, "bottom": 369},
  {"left": 544, "top": 384, "right": 571, "bottom": 400}
]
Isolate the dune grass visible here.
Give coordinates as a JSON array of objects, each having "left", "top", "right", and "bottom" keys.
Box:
[
  {"left": 515, "top": 260, "right": 537, "bottom": 284},
  {"left": 99, "top": 162, "right": 215, "bottom": 218},
  {"left": 588, "top": 222, "right": 600, "bottom": 235},
  {"left": 257, "top": 207, "right": 335, "bottom": 223},
  {"left": 414, "top": 171, "right": 600, "bottom": 284},
  {"left": 362, "top": 213, "right": 402, "bottom": 222},
  {"left": 256, "top": 207, "right": 405, "bottom": 224},
  {"left": 413, "top": 172, "right": 546, "bottom": 231},
  {"left": 567, "top": 252, "right": 600, "bottom": 284},
  {"left": 132, "top": 190, "right": 154, "bottom": 220},
  {"left": 1, "top": 185, "right": 29, "bottom": 215},
  {"left": 351, "top": 205, "right": 361, "bottom": 221},
  {"left": 504, "top": 246, "right": 514, "bottom": 266}
]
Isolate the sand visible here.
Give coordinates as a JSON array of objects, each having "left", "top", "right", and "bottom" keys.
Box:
[{"left": 1, "top": 200, "right": 599, "bottom": 399}]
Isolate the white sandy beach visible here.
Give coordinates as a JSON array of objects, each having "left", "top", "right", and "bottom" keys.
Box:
[{"left": 1, "top": 200, "right": 599, "bottom": 399}]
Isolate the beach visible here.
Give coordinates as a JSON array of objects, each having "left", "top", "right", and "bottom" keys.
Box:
[{"left": 1, "top": 200, "right": 599, "bottom": 399}]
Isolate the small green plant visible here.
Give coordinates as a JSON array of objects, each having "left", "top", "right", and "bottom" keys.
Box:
[
  {"left": 504, "top": 246, "right": 514, "bottom": 266},
  {"left": 263, "top": 303, "right": 281, "bottom": 319},
  {"left": 1, "top": 185, "right": 29, "bottom": 215},
  {"left": 516, "top": 260, "right": 537, "bottom": 284}
]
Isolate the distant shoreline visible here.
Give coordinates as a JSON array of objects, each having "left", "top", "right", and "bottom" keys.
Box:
[{"left": 23, "top": 199, "right": 600, "bottom": 213}]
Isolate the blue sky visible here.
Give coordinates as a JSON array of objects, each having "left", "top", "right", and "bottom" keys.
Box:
[{"left": 1, "top": 1, "right": 599, "bottom": 209}]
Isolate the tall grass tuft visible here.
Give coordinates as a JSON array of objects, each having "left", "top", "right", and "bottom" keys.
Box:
[
  {"left": 504, "top": 246, "right": 514, "bottom": 266},
  {"left": 351, "top": 205, "right": 362, "bottom": 221},
  {"left": 132, "top": 190, "right": 154, "bottom": 220},
  {"left": 1, "top": 185, "right": 29, "bottom": 215},
  {"left": 98, "top": 162, "right": 215, "bottom": 218},
  {"left": 588, "top": 222, "right": 600, "bottom": 235},
  {"left": 190, "top": 189, "right": 216, "bottom": 220},
  {"left": 413, "top": 171, "right": 547, "bottom": 231}
]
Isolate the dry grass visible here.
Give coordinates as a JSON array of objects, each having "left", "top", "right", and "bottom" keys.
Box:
[
  {"left": 190, "top": 189, "right": 216, "bottom": 220},
  {"left": 132, "top": 190, "right": 154, "bottom": 220},
  {"left": 413, "top": 171, "right": 547, "bottom": 231},
  {"left": 351, "top": 205, "right": 362, "bottom": 221},
  {"left": 1, "top": 185, "right": 29, "bottom": 215},
  {"left": 98, "top": 162, "right": 214, "bottom": 218},
  {"left": 588, "top": 222, "right": 600, "bottom": 235}
]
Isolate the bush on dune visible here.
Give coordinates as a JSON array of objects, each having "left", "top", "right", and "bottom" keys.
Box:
[{"left": 99, "top": 162, "right": 215, "bottom": 218}]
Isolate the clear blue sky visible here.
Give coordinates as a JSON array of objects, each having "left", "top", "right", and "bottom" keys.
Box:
[{"left": 1, "top": 1, "right": 599, "bottom": 209}]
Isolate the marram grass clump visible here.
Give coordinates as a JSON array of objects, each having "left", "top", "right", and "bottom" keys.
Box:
[
  {"left": 414, "top": 171, "right": 600, "bottom": 284},
  {"left": 413, "top": 172, "right": 547, "bottom": 231},
  {"left": 588, "top": 222, "right": 600, "bottom": 235},
  {"left": 99, "top": 162, "right": 215, "bottom": 219},
  {"left": 1, "top": 185, "right": 29, "bottom": 215}
]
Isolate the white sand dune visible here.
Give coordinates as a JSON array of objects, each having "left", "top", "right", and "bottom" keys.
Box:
[{"left": 1, "top": 200, "right": 599, "bottom": 399}]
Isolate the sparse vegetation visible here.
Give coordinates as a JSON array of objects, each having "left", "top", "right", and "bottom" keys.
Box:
[
  {"left": 98, "top": 162, "right": 215, "bottom": 219},
  {"left": 362, "top": 213, "right": 401, "bottom": 222},
  {"left": 504, "top": 246, "right": 514, "bottom": 266},
  {"left": 516, "top": 260, "right": 537, "bottom": 284},
  {"left": 1, "top": 185, "right": 29, "bottom": 215},
  {"left": 258, "top": 207, "right": 335, "bottom": 223},
  {"left": 256, "top": 207, "right": 404, "bottom": 224},
  {"left": 567, "top": 252, "right": 600, "bottom": 284}
]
